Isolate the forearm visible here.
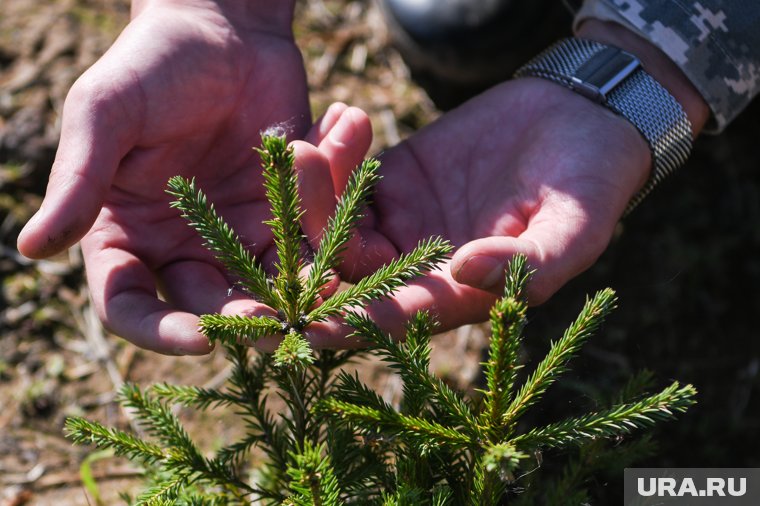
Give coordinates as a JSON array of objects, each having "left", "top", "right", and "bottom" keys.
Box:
[
  {"left": 576, "top": 19, "right": 710, "bottom": 137},
  {"left": 575, "top": 0, "right": 760, "bottom": 133}
]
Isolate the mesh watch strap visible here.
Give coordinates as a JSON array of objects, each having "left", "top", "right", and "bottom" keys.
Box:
[{"left": 514, "top": 38, "right": 693, "bottom": 214}]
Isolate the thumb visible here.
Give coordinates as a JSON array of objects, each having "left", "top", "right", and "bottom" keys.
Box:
[
  {"left": 17, "top": 74, "right": 135, "bottom": 258},
  {"left": 450, "top": 206, "right": 614, "bottom": 305}
]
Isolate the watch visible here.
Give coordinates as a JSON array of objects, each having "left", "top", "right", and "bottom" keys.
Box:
[{"left": 514, "top": 37, "right": 693, "bottom": 214}]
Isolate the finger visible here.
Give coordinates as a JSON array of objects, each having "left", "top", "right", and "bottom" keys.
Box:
[
  {"left": 292, "top": 138, "right": 397, "bottom": 282},
  {"left": 17, "top": 72, "right": 138, "bottom": 259},
  {"left": 159, "top": 259, "right": 281, "bottom": 349},
  {"left": 313, "top": 106, "right": 398, "bottom": 277},
  {"left": 450, "top": 201, "right": 615, "bottom": 304},
  {"left": 304, "top": 262, "right": 496, "bottom": 348},
  {"left": 83, "top": 243, "right": 213, "bottom": 356},
  {"left": 304, "top": 102, "right": 348, "bottom": 146},
  {"left": 254, "top": 335, "right": 282, "bottom": 353},
  {"left": 289, "top": 140, "right": 360, "bottom": 291},
  {"left": 291, "top": 140, "right": 336, "bottom": 248},
  {"left": 316, "top": 106, "right": 373, "bottom": 195},
  {"left": 159, "top": 259, "right": 279, "bottom": 316}
]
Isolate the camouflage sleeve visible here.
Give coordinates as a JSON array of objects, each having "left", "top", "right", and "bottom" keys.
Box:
[{"left": 574, "top": 0, "right": 760, "bottom": 133}]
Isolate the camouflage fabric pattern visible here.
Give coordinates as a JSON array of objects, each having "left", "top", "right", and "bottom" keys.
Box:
[{"left": 576, "top": 0, "right": 760, "bottom": 133}]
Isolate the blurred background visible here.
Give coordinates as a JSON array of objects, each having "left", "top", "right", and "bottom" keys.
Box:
[{"left": 1, "top": 1, "right": 758, "bottom": 504}]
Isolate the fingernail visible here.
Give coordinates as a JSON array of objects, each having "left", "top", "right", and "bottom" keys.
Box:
[
  {"left": 455, "top": 255, "right": 505, "bottom": 290},
  {"left": 328, "top": 111, "right": 355, "bottom": 146}
]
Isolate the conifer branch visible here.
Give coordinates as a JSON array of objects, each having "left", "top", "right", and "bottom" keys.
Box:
[
  {"left": 400, "top": 311, "right": 435, "bottom": 416},
  {"left": 307, "top": 237, "right": 453, "bottom": 323},
  {"left": 64, "top": 417, "right": 165, "bottom": 464},
  {"left": 532, "top": 436, "right": 656, "bottom": 506},
  {"left": 120, "top": 384, "right": 250, "bottom": 491},
  {"left": 301, "top": 159, "right": 381, "bottom": 312},
  {"left": 225, "top": 345, "right": 268, "bottom": 404},
  {"left": 216, "top": 432, "right": 262, "bottom": 466},
  {"left": 344, "top": 311, "right": 480, "bottom": 436},
  {"left": 224, "top": 347, "right": 290, "bottom": 482},
  {"left": 274, "top": 330, "right": 315, "bottom": 369},
  {"left": 186, "top": 495, "right": 235, "bottom": 506},
  {"left": 241, "top": 405, "right": 289, "bottom": 488},
  {"left": 199, "top": 314, "right": 282, "bottom": 346},
  {"left": 331, "top": 370, "right": 391, "bottom": 415},
  {"left": 166, "top": 176, "right": 277, "bottom": 307},
  {"left": 613, "top": 369, "right": 657, "bottom": 405},
  {"left": 186, "top": 495, "right": 226, "bottom": 506},
  {"left": 482, "top": 442, "right": 527, "bottom": 475},
  {"left": 150, "top": 383, "right": 239, "bottom": 410},
  {"left": 324, "top": 423, "right": 390, "bottom": 501},
  {"left": 270, "top": 330, "right": 318, "bottom": 460},
  {"left": 258, "top": 135, "right": 304, "bottom": 322},
  {"left": 319, "top": 398, "right": 472, "bottom": 448},
  {"left": 381, "top": 487, "right": 425, "bottom": 506},
  {"left": 120, "top": 383, "right": 203, "bottom": 463},
  {"left": 502, "top": 253, "right": 533, "bottom": 300},
  {"left": 469, "top": 457, "right": 505, "bottom": 506},
  {"left": 135, "top": 474, "right": 190, "bottom": 505},
  {"left": 482, "top": 294, "right": 527, "bottom": 438},
  {"left": 285, "top": 442, "right": 342, "bottom": 506},
  {"left": 502, "top": 289, "right": 617, "bottom": 429},
  {"left": 478, "top": 442, "right": 527, "bottom": 501},
  {"left": 511, "top": 382, "right": 696, "bottom": 450},
  {"left": 432, "top": 487, "right": 454, "bottom": 506}
]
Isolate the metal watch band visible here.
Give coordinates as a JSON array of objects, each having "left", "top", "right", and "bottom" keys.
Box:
[{"left": 514, "top": 37, "right": 693, "bottom": 214}]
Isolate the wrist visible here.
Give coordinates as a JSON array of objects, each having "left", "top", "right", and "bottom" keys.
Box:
[
  {"left": 576, "top": 19, "right": 709, "bottom": 137},
  {"left": 131, "top": 0, "right": 297, "bottom": 35}
]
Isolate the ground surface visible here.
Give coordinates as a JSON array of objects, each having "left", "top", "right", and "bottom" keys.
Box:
[{"left": 1, "top": 1, "right": 759, "bottom": 505}]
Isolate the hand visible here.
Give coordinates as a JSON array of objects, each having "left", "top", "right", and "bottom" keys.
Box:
[
  {"left": 300, "top": 21, "right": 709, "bottom": 342},
  {"left": 17, "top": 0, "right": 310, "bottom": 354},
  {"left": 301, "top": 82, "right": 650, "bottom": 340}
]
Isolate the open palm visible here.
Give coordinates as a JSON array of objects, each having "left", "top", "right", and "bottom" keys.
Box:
[
  {"left": 304, "top": 79, "right": 651, "bottom": 340},
  {"left": 18, "top": 2, "right": 310, "bottom": 354}
]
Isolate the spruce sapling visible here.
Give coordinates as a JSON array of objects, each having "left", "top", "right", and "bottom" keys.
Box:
[
  {"left": 319, "top": 254, "right": 697, "bottom": 505},
  {"left": 66, "top": 132, "right": 451, "bottom": 505},
  {"left": 65, "top": 133, "right": 696, "bottom": 505}
]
